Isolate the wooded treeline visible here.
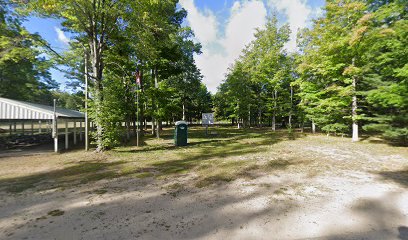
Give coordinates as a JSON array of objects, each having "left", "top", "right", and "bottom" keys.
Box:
[
  {"left": 1, "top": 0, "right": 406, "bottom": 149},
  {"left": 1, "top": 0, "right": 211, "bottom": 151},
  {"left": 214, "top": 0, "right": 407, "bottom": 144}
]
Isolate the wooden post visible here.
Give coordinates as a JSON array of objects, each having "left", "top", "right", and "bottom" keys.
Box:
[
  {"left": 79, "top": 121, "right": 83, "bottom": 141},
  {"left": 39, "top": 120, "right": 42, "bottom": 134},
  {"left": 21, "top": 122, "right": 24, "bottom": 135},
  {"left": 13, "top": 122, "right": 16, "bottom": 132},
  {"left": 65, "top": 120, "right": 69, "bottom": 149},
  {"left": 73, "top": 120, "right": 77, "bottom": 145},
  {"left": 65, "top": 120, "right": 69, "bottom": 150},
  {"left": 31, "top": 121, "right": 34, "bottom": 135}
]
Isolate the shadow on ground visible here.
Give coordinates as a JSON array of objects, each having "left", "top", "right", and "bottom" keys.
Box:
[
  {"left": 0, "top": 128, "right": 305, "bottom": 194},
  {"left": 316, "top": 192, "right": 408, "bottom": 240},
  {"left": 376, "top": 167, "right": 408, "bottom": 188},
  {"left": 0, "top": 160, "right": 129, "bottom": 193}
]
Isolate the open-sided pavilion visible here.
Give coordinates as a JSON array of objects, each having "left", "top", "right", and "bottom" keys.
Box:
[{"left": 0, "top": 97, "right": 86, "bottom": 152}]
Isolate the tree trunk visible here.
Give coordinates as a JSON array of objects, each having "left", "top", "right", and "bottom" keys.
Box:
[
  {"left": 312, "top": 120, "right": 316, "bottom": 134},
  {"left": 154, "top": 66, "right": 160, "bottom": 138},
  {"left": 288, "top": 86, "right": 293, "bottom": 129},
  {"left": 182, "top": 102, "right": 185, "bottom": 121},
  {"left": 156, "top": 119, "right": 160, "bottom": 138},
  {"left": 126, "top": 121, "right": 130, "bottom": 141},
  {"left": 272, "top": 114, "right": 275, "bottom": 131},
  {"left": 351, "top": 57, "right": 359, "bottom": 142},
  {"left": 248, "top": 107, "right": 251, "bottom": 128},
  {"left": 272, "top": 90, "right": 277, "bottom": 131},
  {"left": 258, "top": 109, "right": 262, "bottom": 127},
  {"left": 151, "top": 118, "right": 155, "bottom": 135},
  {"left": 89, "top": 38, "right": 104, "bottom": 152},
  {"left": 352, "top": 76, "right": 359, "bottom": 142},
  {"left": 144, "top": 102, "right": 148, "bottom": 131}
]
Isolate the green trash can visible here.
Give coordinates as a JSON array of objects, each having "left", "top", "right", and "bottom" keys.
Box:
[{"left": 174, "top": 121, "right": 188, "bottom": 146}]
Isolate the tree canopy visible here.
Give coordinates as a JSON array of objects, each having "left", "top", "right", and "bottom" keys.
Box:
[{"left": 214, "top": 0, "right": 407, "bottom": 144}]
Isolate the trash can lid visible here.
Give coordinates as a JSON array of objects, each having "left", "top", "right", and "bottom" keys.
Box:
[{"left": 175, "top": 121, "right": 188, "bottom": 126}]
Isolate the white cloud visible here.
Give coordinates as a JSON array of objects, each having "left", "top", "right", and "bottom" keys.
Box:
[
  {"left": 54, "top": 27, "right": 70, "bottom": 45},
  {"left": 180, "top": 0, "right": 267, "bottom": 93},
  {"left": 222, "top": 1, "right": 267, "bottom": 65},
  {"left": 180, "top": 0, "right": 319, "bottom": 92},
  {"left": 179, "top": 0, "right": 218, "bottom": 45},
  {"left": 267, "top": 0, "right": 312, "bottom": 52}
]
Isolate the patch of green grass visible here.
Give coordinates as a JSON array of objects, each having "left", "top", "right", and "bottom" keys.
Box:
[
  {"left": 8, "top": 126, "right": 404, "bottom": 195},
  {"left": 195, "top": 174, "right": 235, "bottom": 188},
  {"left": 267, "top": 159, "right": 292, "bottom": 170},
  {"left": 35, "top": 216, "right": 47, "bottom": 221},
  {"left": 79, "top": 171, "right": 118, "bottom": 184},
  {"left": 133, "top": 172, "right": 154, "bottom": 178},
  {"left": 0, "top": 161, "right": 131, "bottom": 193},
  {"left": 48, "top": 209, "right": 65, "bottom": 216},
  {"left": 164, "top": 183, "right": 184, "bottom": 191},
  {"left": 259, "top": 183, "right": 272, "bottom": 188},
  {"left": 93, "top": 189, "right": 108, "bottom": 195},
  {"left": 274, "top": 187, "right": 288, "bottom": 195},
  {"left": 6, "top": 181, "right": 37, "bottom": 193},
  {"left": 120, "top": 165, "right": 138, "bottom": 175}
]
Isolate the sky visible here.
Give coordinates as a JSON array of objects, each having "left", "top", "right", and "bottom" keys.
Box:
[{"left": 23, "top": 0, "right": 325, "bottom": 93}]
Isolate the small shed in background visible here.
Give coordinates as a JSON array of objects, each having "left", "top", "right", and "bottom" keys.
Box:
[{"left": 0, "top": 97, "right": 86, "bottom": 152}]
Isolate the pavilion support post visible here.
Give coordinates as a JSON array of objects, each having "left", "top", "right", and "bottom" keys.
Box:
[
  {"left": 39, "top": 120, "right": 42, "bottom": 134},
  {"left": 73, "top": 120, "right": 77, "bottom": 145},
  {"left": 9, "top": 122, "right": 12, "bottom": 136},
  {"left": 31, "top": 121, "right": 34, "bottom": 136},
  {"left": 65, "top": 120, "right": 69, "bottom": 150},
  {"left": 21, "top": 122, "right": 24, "bottom": 135},
  {"left": 53, "top": 118, "right": 58, "bottom": 153},
  {"left": 13, "top": 122, "right": 16, "bottom": 132},
  {"left": 79, "top": 121, "right": 83, "bottom": 141}
]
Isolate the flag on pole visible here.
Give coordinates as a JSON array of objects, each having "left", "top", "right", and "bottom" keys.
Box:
[{"left": 135, "top": 69, "right": 141, "bottom": 86}]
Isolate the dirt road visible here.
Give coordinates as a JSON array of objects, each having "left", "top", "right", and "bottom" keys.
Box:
[{"left": 0, "top": 133, "right": 407, "bottom": 240}]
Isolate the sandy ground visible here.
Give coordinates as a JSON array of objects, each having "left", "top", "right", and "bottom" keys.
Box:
[{"left": 0, "top": 135, "right": 407, "bottom": 240}]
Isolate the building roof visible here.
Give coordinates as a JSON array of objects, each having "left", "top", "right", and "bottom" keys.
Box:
[{"left": 0, "top": 97, "right": 85, "bottom": 120}]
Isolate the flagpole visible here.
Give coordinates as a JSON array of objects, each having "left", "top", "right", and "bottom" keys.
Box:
[
  {"left": 136, "top": 69, "right": 140, "bottom": 147},
  {"left": 136, "top": 83, "right": 140, "bottom": 147}
]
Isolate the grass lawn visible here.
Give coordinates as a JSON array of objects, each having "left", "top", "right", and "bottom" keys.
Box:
[{"left": 0, "top": 126, "right": 407, "bottom": 239}]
